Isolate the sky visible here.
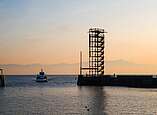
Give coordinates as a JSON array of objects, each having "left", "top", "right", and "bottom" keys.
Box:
[{"left": 1, "top": 0, "right": 157, "bottom": 67}]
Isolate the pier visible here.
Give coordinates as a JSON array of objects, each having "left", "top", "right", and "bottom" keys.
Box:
[
  {"left": 77, "top": 74, "right": 157, "bottom": 88},
  {"left": 77, "top": 28, "right": 157, "bottom": 88},
  {"left": 0, "top": 69, "right": 5, "bottom": 87}
]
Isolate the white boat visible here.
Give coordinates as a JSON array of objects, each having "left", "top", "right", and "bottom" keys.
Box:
[{"left": 36, "top": 69, "right": 48, "bottom": 82}]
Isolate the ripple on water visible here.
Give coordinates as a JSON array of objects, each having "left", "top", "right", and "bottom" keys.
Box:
[{"left": 1, "top": 76, "right": 157, "bottom": 115}]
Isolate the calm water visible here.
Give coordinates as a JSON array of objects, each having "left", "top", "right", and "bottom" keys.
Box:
[{"left": 1, "top": 75, "right": 157, "bottom": 115}]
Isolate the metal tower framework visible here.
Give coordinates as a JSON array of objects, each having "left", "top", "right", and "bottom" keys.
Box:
[{"left": 88, "top": 28, "right": 106, "bottom": 76}]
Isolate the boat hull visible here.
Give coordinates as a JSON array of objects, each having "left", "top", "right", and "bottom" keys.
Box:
[
  {"left": 36, "top": 78, "right": 48, "bottom": 82},
  {"left": 36, "top": 75, "right": 48, "bottom": 82}
]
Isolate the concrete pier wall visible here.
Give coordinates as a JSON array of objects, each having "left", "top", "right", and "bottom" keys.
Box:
[
  {"left": 0, "top": 75, "right": 5, "bottom": 87},
  {"left": 77, "top": 75, "right": 157, "bottom": 88}
]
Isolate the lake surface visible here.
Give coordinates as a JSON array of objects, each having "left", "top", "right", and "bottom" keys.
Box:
[{"left": 1, "top": 75, "right": 157, "bottom": 115}]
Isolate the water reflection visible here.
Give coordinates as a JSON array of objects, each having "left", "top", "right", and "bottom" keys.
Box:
[{"left": 78, "top": 86, "right": 107, "bottom": 115}]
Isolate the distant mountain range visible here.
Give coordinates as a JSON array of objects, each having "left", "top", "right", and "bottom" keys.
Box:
[{"left": 1, "top": 60, "right": 157, "bottom": 75}]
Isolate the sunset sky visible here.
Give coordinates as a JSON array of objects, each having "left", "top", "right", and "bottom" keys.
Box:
[{"left": 1, "top": 0, "right": 157, "bottom": 66}]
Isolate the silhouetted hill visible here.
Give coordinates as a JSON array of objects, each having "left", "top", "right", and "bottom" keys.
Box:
[{"left": 1, "top": 60, "right": 157, "bottom": 74}]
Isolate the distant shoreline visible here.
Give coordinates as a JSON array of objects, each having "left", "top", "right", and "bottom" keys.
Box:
[{"left": 5, "top": 75, "right": 77, "bottom": 77}]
